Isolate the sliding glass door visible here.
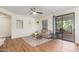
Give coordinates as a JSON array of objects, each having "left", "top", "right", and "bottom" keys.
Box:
[
  {"left": 55, "top": 13, "right": 75, "bottom": 42},
  {"left": 56, "top": 16, "right": 63, "bottom": 39},
  {"left": 62, "top": 14, "right": 75, "bottom": 42}
]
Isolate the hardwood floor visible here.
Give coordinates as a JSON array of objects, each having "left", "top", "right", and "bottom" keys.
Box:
[{"left": 0, "top": 38, "right": 79, "bottom": 52}]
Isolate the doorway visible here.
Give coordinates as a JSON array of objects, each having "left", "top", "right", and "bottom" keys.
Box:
[
  {"left": 0, "top": 13, "right": 11, "bottom": 38},
  {"left": 55, "top": 13, "right": 75, "bottom": 42}
]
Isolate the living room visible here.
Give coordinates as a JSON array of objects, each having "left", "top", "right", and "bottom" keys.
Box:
[{"left": 0, "top": 6, "right": 79, "bottom": 52}]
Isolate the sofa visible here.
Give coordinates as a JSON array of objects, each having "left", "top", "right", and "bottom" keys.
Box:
[{"left": 33, "top": 30, "right": 53, "bottom": 39}]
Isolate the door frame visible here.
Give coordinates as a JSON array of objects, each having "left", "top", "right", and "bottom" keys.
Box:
[{"left": 55, "top": 13, "right": 75, "bottom": 42}]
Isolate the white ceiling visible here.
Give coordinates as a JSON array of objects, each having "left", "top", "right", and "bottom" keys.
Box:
[{"left": 1, "top": 6, "right": 77, "bottom": 17}]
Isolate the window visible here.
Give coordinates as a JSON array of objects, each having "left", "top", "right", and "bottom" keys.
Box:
[
  {"left": 16, "top": 20, "right": 23, "bottom": 29},
  {"left": 42, "top": 20, "right": 48, "bottom": 30}
]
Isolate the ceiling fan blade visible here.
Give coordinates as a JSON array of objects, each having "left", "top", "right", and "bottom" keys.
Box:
[
  {"left": 29, "top": 8, "right": 43, "bottom": 15},
  {"left": 30, "top": 8, "right": 34, "bottom": 11},
  {"left": 26, "top": 10, "right": 31, "bottom": 15},
  {"left": 30, "top": 8, "right": 36, "bottom": 12},
  {"left": 36, "top": 12, "right": 43, "bottom": 14}
]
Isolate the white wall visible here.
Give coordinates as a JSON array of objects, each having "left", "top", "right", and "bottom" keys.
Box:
[
  {"left": 39, "top": 15, "right": 53, "bottom": 32},
  {"left": 54, "top": 8, "right": 75, "bottom": 16},
  {"left": 75, "top": 8, "right": 79, "bottom": 43},
  {"left": 0, "top": 8, "right": 16, "bottom": 38},
  {"left": 0, "top": 8, "right": 38, "bottom": 39},
  {"left": 0, "top": 8, "right": 14, "bottom": 38},
  {"left": 0, "top": 17, "right": 11, "bottom": 37},
  {"left": 11, "top": 15, "right": 38, "bottom": 38}
]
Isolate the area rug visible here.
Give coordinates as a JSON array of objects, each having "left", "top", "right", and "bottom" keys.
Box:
[{"left": 22, "top": 36, "right": 52, "bottom": 47}]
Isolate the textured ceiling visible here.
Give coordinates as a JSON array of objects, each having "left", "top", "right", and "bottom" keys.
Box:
[{"left": 1, "top": 6, "right": 77, "bottom": 17}]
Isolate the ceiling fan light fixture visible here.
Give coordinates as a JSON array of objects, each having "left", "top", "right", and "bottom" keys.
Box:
[{"left": 33, "top": 12, "right": 37, "bottom": 14}]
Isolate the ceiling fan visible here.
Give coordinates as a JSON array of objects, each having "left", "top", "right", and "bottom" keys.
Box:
[{"left": 29, "top": 8, "right": 43, "bottom": 15}]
